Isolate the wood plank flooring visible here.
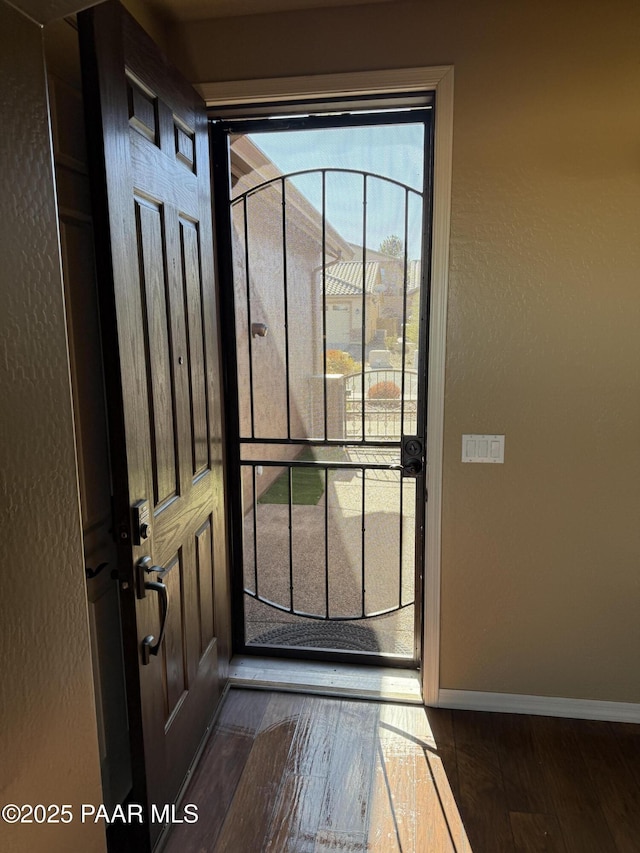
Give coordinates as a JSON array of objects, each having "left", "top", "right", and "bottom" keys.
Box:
[{"left": 164, "top": 688, "right": 640, "bottom": 853}]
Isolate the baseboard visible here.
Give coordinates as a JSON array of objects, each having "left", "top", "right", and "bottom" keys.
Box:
[{"left": 437, "top": 688, "right": 640, "bottom": 723}]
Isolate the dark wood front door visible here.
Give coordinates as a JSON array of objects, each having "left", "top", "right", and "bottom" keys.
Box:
[{"left": 79, "top": 3, "right": 228, "bottom": 849}]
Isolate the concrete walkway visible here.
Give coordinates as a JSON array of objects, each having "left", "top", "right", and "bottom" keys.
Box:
[{"left": 242, "top": 457, "right": 417, "bottom": 657}]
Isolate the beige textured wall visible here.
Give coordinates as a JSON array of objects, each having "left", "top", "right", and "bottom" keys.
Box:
[
  {"left": 0, "top": 4, "right": 105, "bottom": 852},
  {"left": 121, "top": 0, "right": 172, "bottom": 52},
  {"left": 171, "top": 0, "right": 640, "bottom": 703}
]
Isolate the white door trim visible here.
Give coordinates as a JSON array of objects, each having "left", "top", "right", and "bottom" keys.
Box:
[
  {"left": 200, "top": 66, "right": 454, "bottom": 706},
  {"left": 197, "top": 65, "right": 453, "bottom": 108}
]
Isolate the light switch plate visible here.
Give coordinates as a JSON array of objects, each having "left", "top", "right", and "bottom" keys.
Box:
[{"left": 462, "top": 434, "right": 505, "bottom": 463}]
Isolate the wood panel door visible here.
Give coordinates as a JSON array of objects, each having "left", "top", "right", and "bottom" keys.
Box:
[{"left": 79, "top": 4, "right": 229, "bottom": 849}]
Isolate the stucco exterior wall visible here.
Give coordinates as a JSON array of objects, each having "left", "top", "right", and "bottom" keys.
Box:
[
  {"left": 0, "top": 4, "right": 105, "bottom": 852},
  {"left": 233, "top": 181, "right": 327, "bottom": 503},
  {"left": 171, "top": 0, "right": 640, "bottom": 703}
]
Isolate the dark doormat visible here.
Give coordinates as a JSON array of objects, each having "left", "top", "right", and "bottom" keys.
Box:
[
  {"left": 250, "top": 620, "right": 414, "bottom": 656},
  {"left": 251, "top": 621, "right": 381, "bottom": 652}
]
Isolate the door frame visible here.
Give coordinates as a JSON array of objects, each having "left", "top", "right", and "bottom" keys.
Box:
[{"left": 200, "top": 66, "right": 453, "bottom": 705}]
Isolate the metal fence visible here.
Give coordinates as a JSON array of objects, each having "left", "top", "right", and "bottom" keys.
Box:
[{"left": 344, "top": 369, "right": 418, "bottom": 441}]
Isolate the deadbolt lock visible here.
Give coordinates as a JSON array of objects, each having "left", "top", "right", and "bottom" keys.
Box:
[
  {"left": 132, "top": 499, "right": 151, "bottom": 545},
  {"left": 405, "top": 438, "right": 422, "bottom": 457}
]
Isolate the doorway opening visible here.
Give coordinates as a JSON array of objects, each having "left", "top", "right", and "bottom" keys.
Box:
[{"left": 212, "top": 103, "right": 434, "bottom": 666}]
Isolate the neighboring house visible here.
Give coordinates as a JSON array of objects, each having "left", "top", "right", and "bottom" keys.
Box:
[
  {"left": 347, "top": 243, "right": 422, "bottom": 315},
  {"left": 324, "top": 260, "right": 382, "bottom": 354},
  {"left": 325, "top": 257, "right": 422, "bottom": 356},
  {"left": 378, "top": 257, "right": 421, "bottom": 319}
]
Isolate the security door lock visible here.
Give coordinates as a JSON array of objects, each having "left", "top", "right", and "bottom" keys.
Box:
[{"left": 401, "top": 436, "right": 424, "bottom": 477}]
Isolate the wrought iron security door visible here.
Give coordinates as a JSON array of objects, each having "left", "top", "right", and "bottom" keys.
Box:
[{"left": 213, "top": 109, "right": 433, "bottom": 664}]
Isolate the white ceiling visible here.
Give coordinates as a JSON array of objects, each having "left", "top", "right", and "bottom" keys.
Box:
[{"left": 145, "top": 0, "right": 397, "bottom": 23}]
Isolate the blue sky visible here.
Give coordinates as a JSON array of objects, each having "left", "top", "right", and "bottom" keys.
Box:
[{"left": 246, "top": 122, "right": 425, "bottom": 258}]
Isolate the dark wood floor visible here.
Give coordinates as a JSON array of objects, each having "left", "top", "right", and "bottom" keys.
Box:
[{"left": 164, "top": 688, "right": 640, "bottom": 852}]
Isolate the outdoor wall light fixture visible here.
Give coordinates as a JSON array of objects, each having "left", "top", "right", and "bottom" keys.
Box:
[{"left": 251, "top": 323, "right": 268, "bottom": 338}]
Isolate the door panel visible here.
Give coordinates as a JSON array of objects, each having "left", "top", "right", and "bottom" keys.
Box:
[{"left": 79, "top": 4, "right": 228, "bottom": 849}]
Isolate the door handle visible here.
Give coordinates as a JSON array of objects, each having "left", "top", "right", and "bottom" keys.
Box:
[
  {"left": 402, "top": 459, "right": 423, "bottom": 476},
  {"left": 136, "top": 555, "right": 164, "bottom": 598},
  {"left": 141, "top": 580, "right": 168, "bottom": 665}
]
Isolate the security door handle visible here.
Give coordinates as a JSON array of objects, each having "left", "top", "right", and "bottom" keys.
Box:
[
  {"left": 387, "top": 460, "right": 423, "bottom": 476},
  {"left": 401, "top": 435, "right": 424, "bottom": 478},
  {"left": 402, "top": 459, "right": 423, "bottom": 476}
]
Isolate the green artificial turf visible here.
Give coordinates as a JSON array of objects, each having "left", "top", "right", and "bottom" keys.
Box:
[{"left": 258, "top": 449, "right": 333, "bottom": 506}]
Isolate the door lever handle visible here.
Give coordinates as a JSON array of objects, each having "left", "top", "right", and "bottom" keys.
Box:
[
  {"left": 136, "top": 555, "right": 164, "bottom": 599},
  {"left": 141, "top": 580, "right": 168, "bottom": 665},
  {"left": 85, "top": 562, "right": 109, "bottom": 580}
]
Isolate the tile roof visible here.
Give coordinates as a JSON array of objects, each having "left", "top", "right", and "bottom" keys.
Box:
[
  {"left": 325, "top": 261, "right": 380, "bottom": 296},
  {"left": 324, "top": 259, "right": 421, "bottom": 297},
  {"left": 325, "top": 275, "right": 366, "bottom": 297}
]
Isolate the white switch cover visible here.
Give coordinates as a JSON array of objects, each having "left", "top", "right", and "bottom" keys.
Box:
[{"left": 462, "top": 434, "right": 505, "bottom": 463}]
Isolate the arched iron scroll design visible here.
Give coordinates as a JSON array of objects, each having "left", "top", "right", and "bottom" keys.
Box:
[{"left": 231, "top": 167, "right": 424, "bottom": 621}]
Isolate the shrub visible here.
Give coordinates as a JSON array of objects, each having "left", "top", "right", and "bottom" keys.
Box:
[
  {"left": 368, "top": 380, "right": 401, "bottom": 400},
  {"left": 325, "top": 349, "right": 359, "bottom": 375}
]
